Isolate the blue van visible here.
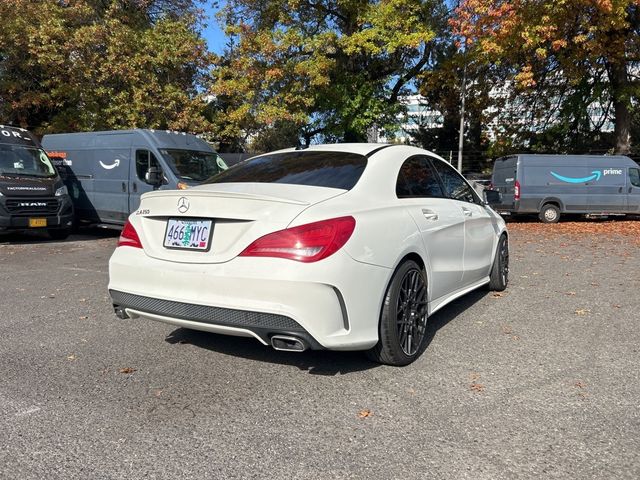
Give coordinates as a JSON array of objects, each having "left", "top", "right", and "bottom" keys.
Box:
[
  {"left": 490, "top": 154, "right": 640, "bottom": 222},
  {"left": 42, "top": 129, "right": 228, "bottom": 227}
]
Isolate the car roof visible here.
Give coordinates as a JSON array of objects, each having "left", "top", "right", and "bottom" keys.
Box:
[
  {"left": 264, "top": 143, "right": 391, "bottom": 157},
  {"left": 259, "top": 143, "right": 447, "bottom": 161}
]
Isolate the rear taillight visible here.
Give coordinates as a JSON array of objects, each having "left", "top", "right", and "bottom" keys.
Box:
[
  {"left": 118, "top": 220, "right": 143, "bottom": 249},
  {"left": 514, "top": 180, "right": 521, "bottom": 201},
  {"left": 240, "top": 216, "right": 356, "bottom": 263}
]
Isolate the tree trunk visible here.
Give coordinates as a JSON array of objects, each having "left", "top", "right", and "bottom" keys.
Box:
[{"left": 608, "top": 61, "right": 631, "bottom": 154}]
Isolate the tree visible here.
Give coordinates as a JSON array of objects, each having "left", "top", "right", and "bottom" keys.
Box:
[
  {"left": 0, "top": 0, "right": 212, "bottom": 134},
  {"left": 452, "top": 0, "right": 640, "bottom": 154},
  {"left": 209, "top": 0, "right": 449, "bottom": 146}
]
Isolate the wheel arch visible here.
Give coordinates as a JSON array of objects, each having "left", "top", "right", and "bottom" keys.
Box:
[{"left": 538, "top": 197, "right": 564, "bottom": 212}]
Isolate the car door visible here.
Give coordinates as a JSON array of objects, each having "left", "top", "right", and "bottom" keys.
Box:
[
  {"left": 431, "top": 160, "right": 496, "bottom": 286},
  {"left": 129, "top": 149, "right": 163, "bottom": 213},
  {"left": 396, "top": 155, "right": 465, "bottom": 301},
  {"left": 628, "top": 167, "right": 640, "bottom": 213}
]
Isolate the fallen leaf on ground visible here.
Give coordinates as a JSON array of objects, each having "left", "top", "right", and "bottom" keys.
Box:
[
  {"left": 358, "top": 409, "right": 373, "bottom": 419},
  {"left": 67, "top": 354, "right": 76, "bottom": 361},
  {"left": 574, "top": 381, "right": 587, "bottom": 388},
  {"left": 470, "top": 383, "right": 485, "bottom": 393},
  {"left": 79, "top": 316, "right": 88, "bottom": 320},
  {"left": 575, "top": 309, "right": 590, "bottom": 315},
  {"left": 491, "top": 292, "right": 505, "bottom": 298},
  {"left": 119, "top": 367, "right": 136, "bottom": 374},
  {"left": 565, "top": 291, "right": 576, "bottom": 296}
]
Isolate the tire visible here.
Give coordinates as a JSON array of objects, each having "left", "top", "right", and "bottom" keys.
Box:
[
  {"left": 48, "top": 229, "right": 70, "bottom": 241},
  {"left": 366, "top": 260, "right": 429, "bottom": 366},
  {"left": 539, "top": 204, "right": 560, "bottom": 223},
  {"left": 488, "top": 235, "right": 509, "bottom": 291}
]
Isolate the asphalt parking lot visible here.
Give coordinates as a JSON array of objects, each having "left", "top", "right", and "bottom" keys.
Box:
[{"left": 1, "top": 222, "right": 639, "bottom": 480}]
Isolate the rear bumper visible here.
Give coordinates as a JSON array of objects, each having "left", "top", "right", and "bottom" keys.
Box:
[
  {"left": 108, "top": 247, "right": 391, "bottom": 351},
  {"left": 110, "top": 289, "right": 325, "bottom": 349}
]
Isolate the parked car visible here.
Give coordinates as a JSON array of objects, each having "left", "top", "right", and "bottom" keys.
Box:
[
  {"left": 490, "top": 154, "right": 640, "bottom": 223},
  {"left": 42, "top": 129, "right": 228, "bottom": 228},
  {"left": 0, "top": 125, "right": 74, "bottom": 239},
  {"left": 108, "top": 144, "right": 509, "bottom": 366}
]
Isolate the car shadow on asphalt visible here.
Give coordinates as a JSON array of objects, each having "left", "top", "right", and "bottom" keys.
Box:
[
  {"left": 164, "top": 289, "right": 488, "bottom": 375},
  {"left": 0, "top": 227, "right": 119, "bottom": 245}
]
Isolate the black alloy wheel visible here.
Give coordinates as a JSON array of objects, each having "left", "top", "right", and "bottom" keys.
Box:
[
  {"left": 489, "top": 234, "right": 509, "bottom": 291},
  {"left": 367, "top": 260, "right": 429, "bottom": 366}
]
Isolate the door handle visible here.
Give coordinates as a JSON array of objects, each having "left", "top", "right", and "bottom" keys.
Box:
[
  {"left": 461, "top": 207, "right": 472, "bottom": 217},
  {"left": 421, "top": 208, "right": 438, "bottom": 221},
  {"left": 133, "top": 182, "right": 138, "bottom": 193},
  {"left": 618, "top": 187, "right": 623, "bottom": 193},
  {"left": 121, "top": 182, "right": 126, "bottom": 192},
  {"left": 629, "top": 187, "right": 633, "bottom": 193}
]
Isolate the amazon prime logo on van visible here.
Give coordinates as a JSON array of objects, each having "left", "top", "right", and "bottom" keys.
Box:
[
  {"left": 550, "top": 168, "right": 623, "bottom": 184},
  {"left": 99, "top": 159, "right": 120, "bottom": 170},
  {"left": 177, "top": 197, "right": 190, "bottom": 213}
]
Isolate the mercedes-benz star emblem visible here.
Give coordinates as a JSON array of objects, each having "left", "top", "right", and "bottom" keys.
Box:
[{"left": 177, "top": 197, "right": 190, "bottom": 213}]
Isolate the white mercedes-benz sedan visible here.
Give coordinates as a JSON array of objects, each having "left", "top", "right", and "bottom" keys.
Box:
[{"left": 109, "top": 144, "right": 508, "bottom": 366}]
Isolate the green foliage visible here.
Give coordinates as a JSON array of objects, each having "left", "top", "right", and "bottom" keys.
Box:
[
  {"left": 0, "top": 0, "right": 211, "bottom": 134},
  {"left": 210, "top": 0, "right": 448, "bottom": 147},
  {"left": 452, "top": 0, "right": 640, "bottom": 154}
]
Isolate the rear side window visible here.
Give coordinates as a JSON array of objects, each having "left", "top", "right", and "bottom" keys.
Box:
[
  {"left": 629, "top": 168, "right": 640, "bottom": 187},
  {"left": 432, "top": 161, "right": 478, "bottom": 203},
  {"left": 396, "top": 156, "right": 445, "bottom": 198},
  {"left": 206, "top": 151, "right": 367, "bottom": 190}
]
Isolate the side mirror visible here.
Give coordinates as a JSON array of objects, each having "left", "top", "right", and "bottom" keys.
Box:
[
  {"left": 145, "top": 166, "right": 164, "bottom": 187},
  {"left": 484, "top": 189, "right": 502, "bottom": 205}
]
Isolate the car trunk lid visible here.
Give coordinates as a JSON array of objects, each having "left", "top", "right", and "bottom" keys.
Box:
[{"left": 134, "top": 183, "right": 346, "bottom": 264}]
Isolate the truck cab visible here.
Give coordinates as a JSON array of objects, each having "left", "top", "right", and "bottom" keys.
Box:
[{"left": 0, "top": 126, "right": 74, "bottom": 239}]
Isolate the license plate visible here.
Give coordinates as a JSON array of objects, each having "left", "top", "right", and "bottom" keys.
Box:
[
  {"left": 164, "top": 219, "right": 213, "bottom": 251},
  {"left": 29, "top": 218, "right": 47, "bottom": 228}
]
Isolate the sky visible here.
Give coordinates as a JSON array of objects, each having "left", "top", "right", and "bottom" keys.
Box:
[{"left": 201, "top": 3, "right": 227, "bottom": 54}]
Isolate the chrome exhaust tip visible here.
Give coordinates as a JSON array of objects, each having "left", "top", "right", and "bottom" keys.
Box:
[{"left": 271, "top": 335, "right": 307, "bottom": 352}]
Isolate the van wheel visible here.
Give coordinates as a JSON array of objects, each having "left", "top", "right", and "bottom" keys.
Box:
[
  {"left": 539, "top": 204, "right": 560, "bottom": 223},
  {"left": 49, "top": 229, "right": 70, "bottom": 241},
  {"left": 366, "top": 260, "right": 429, "bottom": 366},
  {"left": 488, "top": 235, "right": 509, "bottom": 291}
]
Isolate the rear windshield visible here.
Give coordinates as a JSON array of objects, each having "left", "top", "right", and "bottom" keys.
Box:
[
  {"left": 205, "top": 151, "right": 367, "bottom": 190},
  {"left": 160, "top": 149, "right": 228, "bottom": 182}
]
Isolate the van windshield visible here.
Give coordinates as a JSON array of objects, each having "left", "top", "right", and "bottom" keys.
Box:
[
  {"left": 0, "top": 145, "right": 57, "bottom": 178},
  {"left": 160, "top": 149, "right": 228, "bottom": 182}
]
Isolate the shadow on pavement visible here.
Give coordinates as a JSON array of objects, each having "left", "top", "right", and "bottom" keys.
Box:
[
  {"left": 0, "top": 226, "right": 119, "bottom": 245},
  {"left": 164, "top": 288, "right": 489, "bottom": 374}
]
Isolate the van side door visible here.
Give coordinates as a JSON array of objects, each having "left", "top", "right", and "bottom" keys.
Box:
[
  {"left": 130, "top": 149, "right": 164, "bottom": 212},
  {"left": 628, "top": 167, "right": 640, "bottom": 213},
  {"left": 587, "top": 162, "right": 626, "bottom": 213},
  {"left": 92, "top": 148, "right": 130, "bottom": 224}
]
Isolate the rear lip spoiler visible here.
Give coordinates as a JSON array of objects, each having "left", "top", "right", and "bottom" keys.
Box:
[{"left": 142, "top": 189, "right": 310, "bottom": 206}]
